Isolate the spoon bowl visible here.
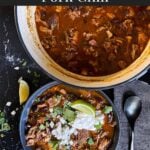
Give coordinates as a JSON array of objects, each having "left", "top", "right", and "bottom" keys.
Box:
[{"left": 124, "top": 96, "right": 142, "bottom": 125}]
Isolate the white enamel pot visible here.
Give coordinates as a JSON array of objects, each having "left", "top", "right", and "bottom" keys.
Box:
[{"left": 15, "top": 6, "right": 150, "bottom": 89}]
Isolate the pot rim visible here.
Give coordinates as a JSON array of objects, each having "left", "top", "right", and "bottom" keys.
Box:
[{"left": 14, "top": 6, "right": 150, "bottom": 89}]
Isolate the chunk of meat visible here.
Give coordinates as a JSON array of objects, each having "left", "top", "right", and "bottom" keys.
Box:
[
  {"left": 108, "top": 53, "right": 116, "bottom": 61},
  {"left": 126, "top": 7, "right": 135, "bottom": 17},
  {"left": 106, "top": 30, "right": 113, "bottom": 38},
  {"left": 106, "top": 13, "right": 115, "bottom": 19},
  {"left": 68, "top": 8, "right": 81, "bottom": 20},
  {"left": 26, "top": 126, "right": 37, "bottom": 140},
  {"left": 122, "top": 19, "right": 134, "bottom": 34},
  {"left": 118, "top": 60, "right": 127, "bottom": 69},
  {"left": 131, "top": 44, "right": 139, "bottom": 60},
  {"left": 47, "top": 96, "right": 61, "bottom": 108},
  {"left": 55, "top": 6, "right": 62, "bottom": 12},
  {"left": 77, "top": 129, "right": 90, "bottom": 145},
  {"left": 89, "top": 39, "right": 97, "bottom": 46},
  {"left": 35, "top": 9, "right": 48, "bottom": 27},
  {"left": 83, "top": 32, "right": 93, "bottom": 40},
  {"left": 39, "top": 26, "right": 52, "bottom": 35},
  {"left": 37, "top": 117, "right": 45, "bottom": 124},
  {"left": 60, "top": 89, "right": 67, "bottom": 95},
  {"left": 92, "top": 18, "right": 100, "bottom": 27},
  {"left": 71, "top": 31, "right": 79, "bottom": 45},
  {"left": 37, "top": 103, "right": 47, "bottom": 109},
  {"left": 138, "top": 33, "right": 148, "bottom": 45},
  {"left": 48, "top": 14, "right": 59, "bottom": 30},
  {"left": 81, "top": 69, "right": 88, "bottom": 76},
  {"left": 98, "top": 138, "right": 111, "bottom": 150},
  {"left": 103, "top": 38, "right": 123, "bottom": 53},
  {"left": 27, "top": 139, "right": 35, "bottom": 146}
]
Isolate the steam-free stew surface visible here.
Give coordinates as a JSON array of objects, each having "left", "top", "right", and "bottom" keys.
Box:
[
  {"left": 36, "top": 6, "right": 150, "bottom": 76},
  {"left": 26, "top": 85, "right": 116, "bottom": 150}
]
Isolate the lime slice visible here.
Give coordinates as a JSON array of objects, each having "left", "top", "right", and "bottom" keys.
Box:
[
  {"left": 71, "top": 100, "right": 95, "bottom": 116},
  {"left": 18, "top": 78, "right": 30, "bottom": 105}
]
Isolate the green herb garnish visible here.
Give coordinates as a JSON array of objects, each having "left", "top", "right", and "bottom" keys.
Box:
[
  {"left": 33, "top": 71, "right": 40, "bottom": 78},
  {"left": 0, "top": 134, "right": 5, "bottom": 138},
  {"left": 39, "top": 124, "right": 46, "bottom": 130},
  {"left": 53, "top": 94, "right": 62, "bottom": 102},
  {"left": 53, "top": 107, "right": 63, "bottom": 115},
  {"left": 49, "top": 141, "right": 59, "bottom": 150},
  {"left": 87, "top": 137, "right": 94, "bottom": 145},
  {"left": 0, "top": 111, "right": 10, "bottom": 132},
  {"left": 34, "top": 98, "right": 40, "bottom": 103},
  {"left": 22, "top": 61, "right": 27, "bottom": 67},
  {"left": 63, "top": 101, "right": 71, "bottom": 109},
  {"left": 94, "top": 123, "right": 102, "bottom": 130},
  {"left": 2, "top": 123, "right": 11, "bottom": 131},
  {"left": 103, "top": 106, "right": 112, "bottom": 114},
  {"left": 63, "top": 108, "right": 76, "bottom": 122},
  {"left": 51, "top": 112, "right": 57, "bottom": 118},
  {"left": 45, "top": 122, "right": 50, "bottom": 127}
]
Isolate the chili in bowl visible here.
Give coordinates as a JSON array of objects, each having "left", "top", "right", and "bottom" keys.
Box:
[{"left": 20, "top": 82, "right": 119, "bottom": 150}]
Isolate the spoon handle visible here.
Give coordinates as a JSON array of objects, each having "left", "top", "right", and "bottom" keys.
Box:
[{"left": 131, "top": 130, "right": 134, "bottom": 150}]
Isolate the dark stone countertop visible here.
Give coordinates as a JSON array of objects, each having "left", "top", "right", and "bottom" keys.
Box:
[{"left": 0, "top": 6, "right": 150, "bottom": 150}]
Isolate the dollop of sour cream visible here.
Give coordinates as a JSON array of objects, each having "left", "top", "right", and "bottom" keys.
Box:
[
  {"left": 72, "top": 111, "right": 104, "bottom": 131},
  {"left": 51, "top": 111, "right": 104, "bottom": 147}
]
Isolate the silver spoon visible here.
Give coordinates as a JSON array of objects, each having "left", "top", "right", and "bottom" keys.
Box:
[{"left": 124, "top": 96, "right": 142, "bottom": 150}]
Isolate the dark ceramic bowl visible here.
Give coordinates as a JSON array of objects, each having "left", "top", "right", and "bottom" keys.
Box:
[{"left": 20, "top": 81, "right": 120, "bottom": 150}]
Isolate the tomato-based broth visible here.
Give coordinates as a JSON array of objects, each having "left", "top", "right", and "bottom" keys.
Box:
[
  {"left": 35, "top": 6, "right": 150, "bottom": 76},
  {"left": 26, "top": 85, "right": 117, "bottom": 150}
]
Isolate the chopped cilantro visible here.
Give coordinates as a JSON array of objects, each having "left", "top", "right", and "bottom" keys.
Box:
[
  {"left": 63, "top": 108, "right": 76, "bottom": 122},
  {"left": 103, "top": 106, "right": 112, "bottom": 114},
  {"left": 63, "top": 101, "right": 71, "bottom": 109},
  {"left": 0, "top": 118, "right": 5, "bottom": 124},
  {"left": 0, "top": 134, "right": 5, "bottom": 138},
  {"left": 53, "top": 107, "right": 63, "bottom": 115},
  {"left": 39, "top": 124, "right": 46, "bottom": 130},
  {"left": 94, "top": 123, "right": 102, "bottom": 130},
  {"left": 87, "top": 137, "right": 94, "bottom": 145},
  {"left": 22, "top": 61, "right": 27, "bottom": 67},
  {"left": 33, "top": 71, "right": 40, "bottom": 78},
  {"left": 45, "top": 122, "right": 50, "bottom": 127},
  {"left": 53, "top": 94, "right": 62, "bottom": 102},
  {"left": 45, "top": 114, "right": 51, "bottom": 121},
  {"left": 2, "top": 123, "right": 11, "bottom": 131},
  {"left": 0, "top": 111, "right": 10, "bottom": 132},
  {"left": 32, "top": 79, "right": 39, "bottom": 87},
  {"left": 51, "top": 112, "right": 57, "bottom": 118},
  {"left": 49, "top": 141, "right": 59, "bottom": 150},
  {"left": 27, "top": 69, "right": 31, "bottom": 74},
  {"left": 34, "top": 98, "right": 40, "bottom": 103}
]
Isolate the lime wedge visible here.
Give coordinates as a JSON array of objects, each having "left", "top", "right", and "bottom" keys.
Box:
[
  {"left": 18, "top": 78, "right": 30, "bottom": 105},
  {"left": 71, "top": 100, "right": 95, "bottom": 116}
]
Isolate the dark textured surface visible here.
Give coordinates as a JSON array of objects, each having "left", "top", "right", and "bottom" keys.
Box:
[
  {"left": 0, "top": 6, "right": 150, "bottom": 150},
  {"left": 114, "top": 80, "right": 150, "bottom": 150},
  {"left": 0, "top": 6, "right": 52, "bottom": 149}
]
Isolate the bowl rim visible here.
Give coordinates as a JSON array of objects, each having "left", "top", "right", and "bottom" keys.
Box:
[
  {"left": 14, "top": 6, "right": 150, "bottom": 89},
  {"left": 19, "top": 81, "right": 120, "bottom": 150}
]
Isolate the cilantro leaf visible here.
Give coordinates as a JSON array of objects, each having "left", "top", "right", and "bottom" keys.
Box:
[
  {"left": 39, "top": 124, "right": 46, "bottom": 130},
  {"left": 103, "top": 106, "right": 112, "bottom": 114},
  {"left": 49, "top": 141, "right": 59, "bottom": 150},
  {"left": 63, "top": 108, "right": 76, "bottom": 122},
  {"left": 0, "top": 111, "right": 11, "bottom": 132},
  {"left": 53, "top": 107, "right": 63, "bottom": 115},
  {"left": 94, "top": 123, "right": 102, "bottom": 130},
  {"left": 87, "top": 137, "right": 94, "bottom": 145}
]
